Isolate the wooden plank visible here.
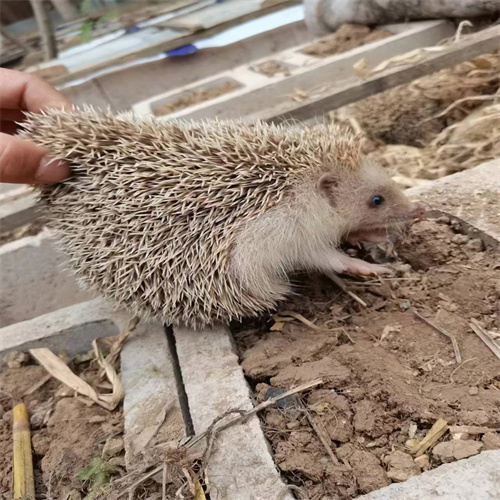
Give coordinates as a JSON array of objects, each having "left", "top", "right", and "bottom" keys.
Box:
[
  {"left": 257, "top": 25, "right": 500, "bottom": 124},
  {"left": 50, "top": 0, "right": 299, "bottom": 87},
  {"left": 160, "top": 0, "right": 262, "bottom": 31}
]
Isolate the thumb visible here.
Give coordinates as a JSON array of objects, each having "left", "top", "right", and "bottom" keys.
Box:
[{"left": 0, "top": 133, "right": 69, "bottom": 184}]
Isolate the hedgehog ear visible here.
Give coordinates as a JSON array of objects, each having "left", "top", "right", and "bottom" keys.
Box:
[{"left": 317, "top": 173, "right": 339, "bottom": 206}]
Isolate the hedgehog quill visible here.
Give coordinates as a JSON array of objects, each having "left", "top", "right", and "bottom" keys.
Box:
[{"left": 20, "top": 108, "right": 423, "bottom": 328}]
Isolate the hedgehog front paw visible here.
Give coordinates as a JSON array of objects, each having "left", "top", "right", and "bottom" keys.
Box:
[{"left": 342, "top": 257, "right": 392, "bottom": 277}]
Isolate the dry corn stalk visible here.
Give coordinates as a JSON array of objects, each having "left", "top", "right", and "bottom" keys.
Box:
[{"left": 13, "top": 403, "right": 35, "bottom": 500}]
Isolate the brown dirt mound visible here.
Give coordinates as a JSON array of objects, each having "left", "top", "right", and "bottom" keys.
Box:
[
  {"left": 302, "top": 24, "right": 392, "bottom": 58},
  {"left": 253, "top": 60, "right": 290, "bottom": 77},
  {"left": 154, "top": 80, "right": 240, "bottom": 116},
  {"left": 235, "top": 218, "right": 500, "bottom": 499}
]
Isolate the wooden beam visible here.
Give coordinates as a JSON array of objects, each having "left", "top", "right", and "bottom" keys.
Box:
[{"left": 259, "top": 25, "right": 500, "bottom": 124}]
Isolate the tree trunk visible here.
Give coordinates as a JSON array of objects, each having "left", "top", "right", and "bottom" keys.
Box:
[
  {"left": 50, "top": 0, "right": 79, "bottom": 21},
  {"left": 305, "top": 0, "right": 500, "bottom": 34},
  {"left": 29, "top": 0, "right": 58, "bottom": 61}
]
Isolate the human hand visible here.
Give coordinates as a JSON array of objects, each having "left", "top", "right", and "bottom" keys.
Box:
[{"left": 0, "top": 68, "right": 71, "bottom": 184}]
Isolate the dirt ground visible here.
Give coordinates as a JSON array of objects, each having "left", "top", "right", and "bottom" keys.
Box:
[
  {"left": 253, "top": 59, "right": 291, "bottom": 77},
  {"left": 234, "top": 219, "right": 500, "bottom": 499},
  {"left": 302, "top": 24, "right": 392, "bottom": 58},
  {"left": 0, "top": 351, "right": 131, "bottom": 499}
]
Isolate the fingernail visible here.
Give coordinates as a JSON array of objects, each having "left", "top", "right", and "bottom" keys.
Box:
[{"left": 35, "top": 156, "right": 70, "bottom": 184}]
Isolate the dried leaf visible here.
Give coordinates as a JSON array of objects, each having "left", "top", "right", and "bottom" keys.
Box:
[{"left": 30, "top": 348, "right": 101, "bottom": 403}]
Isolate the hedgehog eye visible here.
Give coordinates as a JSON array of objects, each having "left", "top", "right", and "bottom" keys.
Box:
[{"left": 370, "top": 195, "right": 385, "bottom": 207}]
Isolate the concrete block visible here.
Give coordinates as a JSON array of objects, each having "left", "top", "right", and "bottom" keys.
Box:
[
  {"left": 174, "top": 324, "right": 291, "bottom": 500},
  {"left": 407, "top": 159, "right": 500, "bottom": 246},
  {"left": 64, "top": 21, "right": 313, "bottom": 112},
  {"left": 134, "top": 20, "right": 453, "bottom": 121},
  {"left": 360, "top": 450, "right": 500, "bottom": 500},
  {"left": 0, "top": 298, "right": 122, "bottom": 364},
  {"left": 0, "top": 230, "right": 92, "bottom": 327},
  {"left": 0, "top": 190, "right": 39, "bottom": 233},
  {"left": 121, "top": 321, "right": 185, "bottom": 467},
  {"left": 0, "top": 183, "right": 21, "bottom": 196},
  {"left": 61, "top": 78, "right": 114, "bottom": 112}
]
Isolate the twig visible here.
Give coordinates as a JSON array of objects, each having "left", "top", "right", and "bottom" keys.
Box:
[
  {"left": 300, "top": 398, "right": 339, "bottom": 465},
  {"left": 23, "top": 373, "right": 52, "bottom": 397},
  {"left": 117, "top": 465, "right": 164, "bottom": 499},
  {"left": 162, "top": 462, "right": 167, "bottom": 500},
  {"left": 326, "top": 272, "right": 367, "bottom": 308},
  {"left": 279, "top": 311, "right": 340, "bottom": 333},
  {"left": 412, "top": 309, "right": 462, "bottom": 363},
  {"left": 450, "top": 425, "right": 500, "bottom": 435},
  {"left": 187, "top": 379, "right": 323, "bottom": 450},
  {"left": 469, "top": 319, "right": 500, "bottom": 361},
  {"left": 341, "top": 328, "right": 355, "bottom": 344},
  {"left": 419, "top": 94, "right": 497, "bottom": 124},
  {"left": 450, "top": 357, "right": 478, "bottom": 383},
  {"left": 279, "top": 484, "right": 309, "bottom": 500}
]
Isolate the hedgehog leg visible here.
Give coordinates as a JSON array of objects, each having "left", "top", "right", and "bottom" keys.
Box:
[
  {"left": 336, "top": 254, "right": 392, "bottom": 277},
  {"left": 309, "top": 248, "right": 391, "bottom": 277}
]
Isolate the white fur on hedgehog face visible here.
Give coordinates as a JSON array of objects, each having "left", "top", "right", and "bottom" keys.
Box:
[{"left": 318, "top": 159, "right": 420, "bottom": 245}]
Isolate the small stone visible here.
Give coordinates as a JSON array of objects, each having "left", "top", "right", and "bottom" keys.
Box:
[
  {"left": 102, "top": 437, "right": 124, "bottom": 458},
  {"left": 3, "top": 350, "right": 30, "bottom": 368},
  {"left": 0, "top": 404, "right": 4, "bottom": 419},
  {"left": 466, "top": 238, "right": 483, "bottom": 252},
  {"left": 107, "top": 456, "right": 126, "bottom": 468},
  {"left": 386, "top": 450, "right": 421, "bottom": 482},
  {"left": 414, "top": 454, "right": 430, "bottom": 470},
  {"left": 451, "top": 234, "right": 469, "bottom": 245},
  {"left": 432, "top": 440, "right": 483, "bottom": 463},
  {"left": 452, "top": 432, "right": 470, "bottom": 441},
  {"left": 482, "top": 432, "right": 500, "bottom": 450},
  {"left": 32, "top": 432, "right": 50, "bottom": 456},
  {"left": 55, "top": 385, "right": 74, "bottom": 398},
  {"left": 468, "top": 387, "right": 479, "bottom": 396},
  {"left": 89, "top": 415, "right": 107, "bottom": 424}
]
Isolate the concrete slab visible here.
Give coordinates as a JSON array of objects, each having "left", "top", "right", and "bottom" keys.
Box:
[
  {"left": 0, "top": 190, "right": 38, "bottom": 233},
  {"left": 121, "top": 321, "right": 185, "bottom": 467},
  {"left": 174, "top": 324, "right": 291, "bottom": 500},
  {"left": 360, "top": 450, "right": 500, "bottom": 500},
  {"left": 0, "top": 298, "right": 121, "bottom": 364},
  {"left": 0, "top": 183, "right": 20, "bottom": 196},
  {"left": 61, "top": 78, "right": 114, "bottom": 111},
  {"left": 0, "top": 230, "right": 92, "bottom": 328},
  {"left": 407, "top": 159, "right": 500, "bottom": 246}
]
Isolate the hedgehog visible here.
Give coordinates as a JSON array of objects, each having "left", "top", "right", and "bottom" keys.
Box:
[{"left": 20, "top": 108, "right": 423, "bottom": 328}]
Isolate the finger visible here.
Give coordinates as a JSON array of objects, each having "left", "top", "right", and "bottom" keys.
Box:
[
  {"left": 0, "top": 68, "right": 71, "bottom": 112},
  {"left": 0, "top": 109, "right": 25, "bottom": 122},
  {"left": 0, "top": 121, "right": 19, "bottom": 135},
  {"left": 0, "top": 133, "right": 69, "bottom": 184}
]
